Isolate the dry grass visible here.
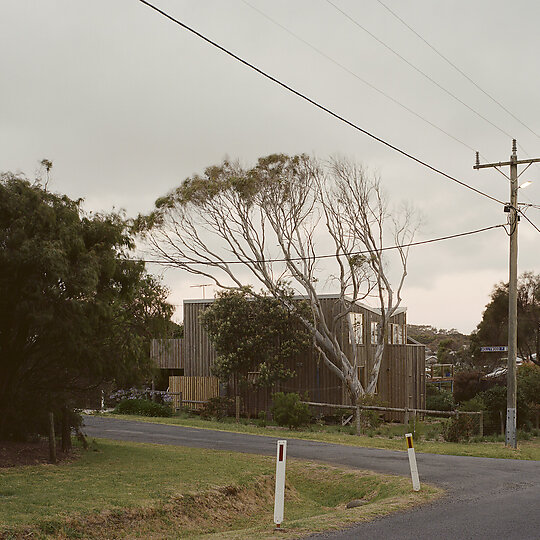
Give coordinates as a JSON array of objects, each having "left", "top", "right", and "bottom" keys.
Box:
[{"left": 0, "top": 439, "right": 441, "bottom": 539}]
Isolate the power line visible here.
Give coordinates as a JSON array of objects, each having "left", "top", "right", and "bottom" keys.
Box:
[
  {"left": 518, "top": 208, "right": 540, "bottom": 234},
  {"left": 138, "top": 0, "right": 504, "bottom": 206},
  {"left": 374, "top": 0, "right": 540, "bottom": 141},
  {"left": 241, "top": 0, "right": 479, "bottom": 155},
  {"left": 139, "top": 223, "right": 505, "bottom": 267},
  {"left": 325, "top": 0, "right": 515, "bottom": 141}
]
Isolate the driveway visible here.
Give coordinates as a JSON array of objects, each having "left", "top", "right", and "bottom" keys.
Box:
[{"left": 83, "top": 415, "right": 540, "bottom": 539}]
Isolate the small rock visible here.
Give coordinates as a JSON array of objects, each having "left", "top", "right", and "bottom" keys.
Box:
[{"left": 346, "top": 499, "right": 368, "bottom": 509}]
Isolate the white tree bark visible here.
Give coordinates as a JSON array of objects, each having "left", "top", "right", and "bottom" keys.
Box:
[{"left": 139, "top": 155, "right": 415, "bottom": 409}]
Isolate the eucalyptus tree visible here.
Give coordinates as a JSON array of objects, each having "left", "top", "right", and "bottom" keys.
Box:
[{"left": 138, "top": 154, "right": 416, "bottom": 408}]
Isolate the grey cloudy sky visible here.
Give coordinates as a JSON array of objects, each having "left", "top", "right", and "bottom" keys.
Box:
[{"left": 2, "top": 0, "right": 539, "bottom": 333}]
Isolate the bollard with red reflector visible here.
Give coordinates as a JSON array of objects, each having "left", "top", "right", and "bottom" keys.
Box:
[
  {"left": 274, "top": 440, "right": 287, "bottom": 529},
  {"left": 405, "top": 433, "right": 421, "bottom": 491}
]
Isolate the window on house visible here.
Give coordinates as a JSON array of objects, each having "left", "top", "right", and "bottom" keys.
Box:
[
  {"left": 357, "top": 366, "right": 364, "bottom": 386},
  {"left": 389, "top": 323, "right": 405, "bottom": 344},
  {"left": 350, "top": 312, "right": 363, "bottom": 345},
  {"left": 370, "top": 322, "right": 379, "bottom": 344}
]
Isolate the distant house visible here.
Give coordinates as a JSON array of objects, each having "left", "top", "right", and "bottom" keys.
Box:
[{"left": 152, "top": 294, "right": 425, "bottom": 417}]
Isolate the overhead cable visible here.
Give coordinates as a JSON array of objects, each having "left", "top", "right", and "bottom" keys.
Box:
[
  {"left": 138, "top": 0, "right": 504, "bottom": 206},
  {"left": 241, "top": 0, "right": 479, "bottom": 155},
  {"left": 139, "top": 224, "right": 506, "bottom": 267},
  {"left": 325, "top": 0, "right": 515, "bottom": 141},
  {"left": 374, "top": 0, "right": 540, "bottom": 141},
  {"left": 518, "top": 209, "right": 540, "bottom": 234}
]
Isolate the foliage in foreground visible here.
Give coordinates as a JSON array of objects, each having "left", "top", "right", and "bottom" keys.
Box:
[
  {"left": 271, "top": 392, "right": 311, "bottom": 429},
  {"left": 470, "top": 272, "right": 540, "bottom": 368},
  {"left": 113, "top": 398, "right": 172, "bottom": 417},
  {"left": 0, "top": 173, "right": 174, "bottom": 441}
]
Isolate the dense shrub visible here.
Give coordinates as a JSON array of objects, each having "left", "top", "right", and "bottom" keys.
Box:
[
  {"left": 113, "top": 398, "right": 172, "bottom": 417},
  {"left": 453, "top": 371, "right": 486, "bottom": 404},
  {"left": 442, "top": 413, "right": 477, "bottom": 442},
  {"left": 356, "top": 394, "right": 385, "bottom": 430},
  {"left": 426, "top": 386, "right": 454, "bottom": 411},
  {"left": 200, "top": 397, "right": 233, "bottom": 420},
  {"left": 517, "top": 364, "right": 540, "bottom": 429},
  {"left": 108, "top": 387, "right": 173, "bottom": 407},
  {"left": 271, "top": 392, "right": 311, "bottom": 429}
]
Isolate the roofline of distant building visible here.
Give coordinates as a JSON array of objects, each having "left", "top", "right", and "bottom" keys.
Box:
[{"left": 184, "top": 293, "right": 407, "bottom": 316}]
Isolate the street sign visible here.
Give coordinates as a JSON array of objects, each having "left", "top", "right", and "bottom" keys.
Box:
[{"left": 480, "top": 346, "right": 508, "bottom": 352}]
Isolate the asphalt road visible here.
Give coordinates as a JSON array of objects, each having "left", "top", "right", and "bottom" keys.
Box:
[{"left": 83, "top": 416, "right": 540, "bottom": 539}]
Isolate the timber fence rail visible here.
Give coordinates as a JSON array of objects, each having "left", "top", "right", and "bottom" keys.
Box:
[{"left": 301, "top": 401, "right": 484, "bottom": 437}]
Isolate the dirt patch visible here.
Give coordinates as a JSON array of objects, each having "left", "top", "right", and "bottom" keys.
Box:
[{"left": 0, "top": 440, "right": 78, "bottom": 468}]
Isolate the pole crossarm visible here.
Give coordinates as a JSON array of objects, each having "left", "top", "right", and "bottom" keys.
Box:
[{"left": 473, "top": 157, "right": 540, "bottom": 169}]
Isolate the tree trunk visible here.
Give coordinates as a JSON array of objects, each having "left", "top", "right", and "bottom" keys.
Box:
[
  {"left": 48, "top": 412, "right": 57, "bottom": 464},
  {"left": 355, "top": 405, "right": 362, "bottom": 436},
  {"left": 61, "top": 407, "right": 72, "bottom": 453}
]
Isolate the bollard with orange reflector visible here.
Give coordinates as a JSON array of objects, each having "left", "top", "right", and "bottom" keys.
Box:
[
  {"left": 405, "top": 433, "right": 421, "bottom": 492},
  {"left": 274, "top": 440, "right": 287, "bottom": 529}
]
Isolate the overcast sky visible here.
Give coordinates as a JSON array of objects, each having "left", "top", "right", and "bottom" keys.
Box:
[{"left": 2, "top": 0, "right": 539, "bottom": 333}]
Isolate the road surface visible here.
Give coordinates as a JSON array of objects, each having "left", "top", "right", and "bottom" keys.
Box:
[{"left": 83, "top": 415, "right": 540, "bottom": 539}]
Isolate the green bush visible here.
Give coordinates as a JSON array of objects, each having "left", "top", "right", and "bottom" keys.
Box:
[
  {"left": 271, "top": 392, "right": 311, "bottom": 429},
  {"left": 426, "top": 387, "right": 454, "bottom": 411},
  {"left": 113, "top": 398, "right": 172, "bottom": 417},
  {"left": 257, "top": 410, "right": 267, "bottom": 428},
  {"left": 355, "top": 395, "right": 385, "bottom": 430},
  {"left": 459, "top": 395, "right": 485, "bottom": 412},
  {"left": 200, "top": 397, "right": 233, "bottom": 420},
  {"left": 442, "top": 413, "right": 477, "bottom": 442}
]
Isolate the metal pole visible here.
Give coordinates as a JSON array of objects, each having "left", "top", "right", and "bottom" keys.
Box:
[{"left": 507, "top": 139, "right": 518, "bottom": 449}]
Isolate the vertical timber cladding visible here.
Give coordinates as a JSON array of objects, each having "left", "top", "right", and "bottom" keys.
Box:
[
  {"left": 169, "top": 375, "right": 219, "bottom": 410},
  {"left": 150, "top": 338, "right": 184, "bottom": 369},
  {"left": 183, "top": 300, "right": 217, "bottom": 376}
]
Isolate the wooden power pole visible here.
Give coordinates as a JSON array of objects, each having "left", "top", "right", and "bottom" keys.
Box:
[{"left": 474, "top": 139, "right": 540, "bottom": 448}]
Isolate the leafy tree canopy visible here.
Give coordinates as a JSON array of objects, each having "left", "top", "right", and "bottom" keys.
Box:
[
  {"left": 0, "top": 173, "right": 174, "bottom": 439},
  {"left": 199, "top": 288, "right": 310, "bottom": 387},
  {"left": 470, "top": 272, "right": 540, "bottom": 369}
]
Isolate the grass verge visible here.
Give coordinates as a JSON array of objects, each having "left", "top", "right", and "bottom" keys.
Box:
[
  {"left": 99, "top": 413, "right": 540, "bottom": 461},
  {"left": 0, "top": 439, "right": 440, "bottom": 539}
]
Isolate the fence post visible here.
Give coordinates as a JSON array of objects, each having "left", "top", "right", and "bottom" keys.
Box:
[
  {"left": 235, "top": 395, "right": 240, "bottom": 423},
  {"left": 404, "top": 407, "right": 409, "bottom": 426},
  {"left": 48, "top": 412, "right": 57, "bottom": 464},
  {"left": 355, "top": 405, "right": 361, "bottom": 435},
  {"left": 479, "top": 411, "right": 484, "bottom": 437}
]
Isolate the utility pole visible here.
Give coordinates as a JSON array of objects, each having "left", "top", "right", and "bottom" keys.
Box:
[{"left": 474, "top": 139, "right": 540, "bottom": 448}]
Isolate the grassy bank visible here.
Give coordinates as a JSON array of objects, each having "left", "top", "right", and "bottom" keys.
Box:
[
  {"left": 0, "top": 439, "right": 440, "bottom": 539},
  {"left": 99, "top": 413, "right": 540, "bottom": 461}
]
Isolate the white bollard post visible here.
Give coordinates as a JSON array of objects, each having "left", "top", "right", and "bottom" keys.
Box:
[
  {"left": 274, "top": 440, "right": 287, "bottom": 529},
  {"left": 405, "top": 433, "right": 421, "bottom": 492}
]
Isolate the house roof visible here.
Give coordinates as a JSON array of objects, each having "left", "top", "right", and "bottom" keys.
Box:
[{"left": 184, "top": 292, "right": 407, "bottom": 317}]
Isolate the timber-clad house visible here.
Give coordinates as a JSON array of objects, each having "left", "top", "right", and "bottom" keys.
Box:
[{"left": 151, "top": 294, "right": 425, "bottom": 417}]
